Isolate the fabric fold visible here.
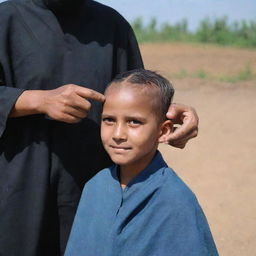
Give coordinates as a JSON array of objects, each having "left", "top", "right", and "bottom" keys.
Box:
[{"left": 0, "top": 86, "right": 25, "bottom": 137}]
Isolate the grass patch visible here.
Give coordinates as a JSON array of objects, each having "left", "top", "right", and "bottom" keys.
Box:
[
  {"left": 220, "top": 63, "right": 255, "bottom": 83},
  {"left": 169, "top": 64, "right": 255, "bottom": 83},
  {"left": 171, "top": 69, "right": 189, "bottom": 79},
  {"left": 195, "top": 69, "right": 208, "bottom": 79},
  {"left": 170, "top": 69, "right": 211, "bottom": 80}
]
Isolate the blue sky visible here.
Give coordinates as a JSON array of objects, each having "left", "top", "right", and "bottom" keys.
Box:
[
  {"left": 1, "top": 0, "right": 255, "bottom": 30},
  {"left": 97, "top": 0, "right": 256, "bottom": 31}
]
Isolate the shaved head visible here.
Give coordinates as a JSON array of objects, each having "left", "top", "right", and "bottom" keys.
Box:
[{"left": 106, "top": 69, "right": 174, "bottom": 122}]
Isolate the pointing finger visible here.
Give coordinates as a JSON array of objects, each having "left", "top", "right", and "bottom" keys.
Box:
[{"left": 76, "top": 87, "right": 105, "bottom": 103}]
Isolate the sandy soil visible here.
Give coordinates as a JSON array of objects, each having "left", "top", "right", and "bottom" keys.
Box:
[{"left": 140, "top": 43, "right": 256, "bottom": 256}]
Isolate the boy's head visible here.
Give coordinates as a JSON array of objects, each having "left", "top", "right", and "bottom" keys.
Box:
[{"left": 101, "top": 69, "right": 174, "bottom": 171}]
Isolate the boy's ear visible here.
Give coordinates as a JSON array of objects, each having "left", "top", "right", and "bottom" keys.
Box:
[{"left": 158, "top": 120, "right": 173, "bottom": 143}]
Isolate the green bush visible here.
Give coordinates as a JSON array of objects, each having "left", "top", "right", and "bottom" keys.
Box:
[{"left": 131, "top": 17, "right": 256, "bottom": 48}]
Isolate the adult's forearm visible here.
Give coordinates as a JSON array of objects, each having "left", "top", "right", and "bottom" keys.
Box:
[
  {"left": 9, "top": 85, "right": 105, "bottom": 123},
  {"left": 9, "top": 90, "right": 45, "bottom": 117}
]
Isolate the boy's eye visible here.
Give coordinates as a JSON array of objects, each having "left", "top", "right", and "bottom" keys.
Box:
[
  {"left": 128, "top": 119, "right": 142, "bottom": 126},
  {"left": 102, "top": 117, "right": 114, "bottom": 124}
]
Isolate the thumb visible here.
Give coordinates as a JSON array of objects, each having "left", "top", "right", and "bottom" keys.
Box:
[{"left": 166, "top": 103, "right": 186, "bottom": 123}]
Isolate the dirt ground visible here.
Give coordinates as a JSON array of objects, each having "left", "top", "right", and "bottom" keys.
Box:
[{"left": 140, "top": 43, "right": 256, "bottom": 256}]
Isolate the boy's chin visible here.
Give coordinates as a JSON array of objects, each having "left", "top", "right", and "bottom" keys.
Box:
[
  {"left": 110, "top": 157, "right": 127, "bottom": 166},
  {"left": 109, "top": 155, "right": 131, "bottom": 166}
]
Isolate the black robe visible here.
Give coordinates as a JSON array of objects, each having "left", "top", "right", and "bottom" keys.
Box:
[{"left": 0, "top": 0, "right": 143, "bottom": 255}]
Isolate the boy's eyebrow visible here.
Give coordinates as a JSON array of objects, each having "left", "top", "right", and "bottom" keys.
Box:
[
  {"left": 102, "top": 113, "right": 147, "bottom": 122},
  {"left": 101, "top": 113, "right": 114, "bottom": 118},
  {"left": 124, "top": 115, "right": 148, "bottom": 123}
]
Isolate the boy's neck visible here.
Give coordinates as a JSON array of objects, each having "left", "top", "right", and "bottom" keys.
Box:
[{"left": 119, "top": 151, "right": 156, "bottom": 189}]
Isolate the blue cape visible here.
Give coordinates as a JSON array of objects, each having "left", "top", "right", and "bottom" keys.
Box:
[{"left": 65, "top": 152, "right": 218, "bottom": 256}]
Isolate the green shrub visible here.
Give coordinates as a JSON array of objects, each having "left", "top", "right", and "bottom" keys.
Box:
[{"left": 131, "top": 17, "right": 256, "bottom": 48}]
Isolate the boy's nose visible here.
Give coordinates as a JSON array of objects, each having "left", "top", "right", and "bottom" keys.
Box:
[{"left": 112, "top": 124, "right": 127, "bottom": 143}]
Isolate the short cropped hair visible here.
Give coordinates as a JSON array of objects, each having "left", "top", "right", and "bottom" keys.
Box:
[{"left": 110, "top": 69, "right": 175, "bottom": 120}]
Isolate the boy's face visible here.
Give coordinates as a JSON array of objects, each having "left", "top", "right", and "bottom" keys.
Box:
[{"left": 101, "top": 83, "right": 165, "bottom": 171}]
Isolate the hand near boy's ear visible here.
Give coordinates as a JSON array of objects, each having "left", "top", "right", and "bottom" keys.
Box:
[{"left": 165, "top": 103, "right": 199, "bottom": 149}]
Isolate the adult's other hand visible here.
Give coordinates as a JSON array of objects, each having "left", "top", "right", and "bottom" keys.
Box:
[{"left": 165, "top": 103, "right": 199, "bottom": 149}]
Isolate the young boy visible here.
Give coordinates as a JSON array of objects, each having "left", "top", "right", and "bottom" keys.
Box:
[{"left": 65, "top": 69, "right": 218, "bottom": 256}]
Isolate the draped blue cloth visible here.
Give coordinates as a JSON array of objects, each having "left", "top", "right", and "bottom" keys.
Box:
[{"left": 65, "top": 152, "right": 218, "bottom": 256}]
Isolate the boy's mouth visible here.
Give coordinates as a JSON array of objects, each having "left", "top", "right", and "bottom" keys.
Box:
[{"left": 109, "top": 145, "right": 132, "bottom": 151}]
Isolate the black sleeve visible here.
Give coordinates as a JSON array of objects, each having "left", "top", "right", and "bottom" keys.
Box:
[
  {"left": 0, "top": 3, "right": 25, "bottom": 137},
  {"left": 115, "top": 24, "right": 144, "bottom": 75},
  {"left": 126, "top": 26, "right": 144, "bottom": 70},
  {"left": 0, "top": 64, "right": 25, "bottom": 137}
]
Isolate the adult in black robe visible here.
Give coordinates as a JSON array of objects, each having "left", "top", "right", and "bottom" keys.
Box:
[
  {"left": 0, "top": 0, "right": 199, "bottom": 255},
  {"left": 0, "top": 0, "right": 143, "bottom": 255}
]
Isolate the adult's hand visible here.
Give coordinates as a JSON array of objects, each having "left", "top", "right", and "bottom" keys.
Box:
[
  {"left": 165, "top": 103, "right": 199, "bottom": 149},
  {"left": 40, "top": 84, "right": 105, "bottom": 123},
  {"left": 10, "top": 84, "right": 105, "bottom": 123}
]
